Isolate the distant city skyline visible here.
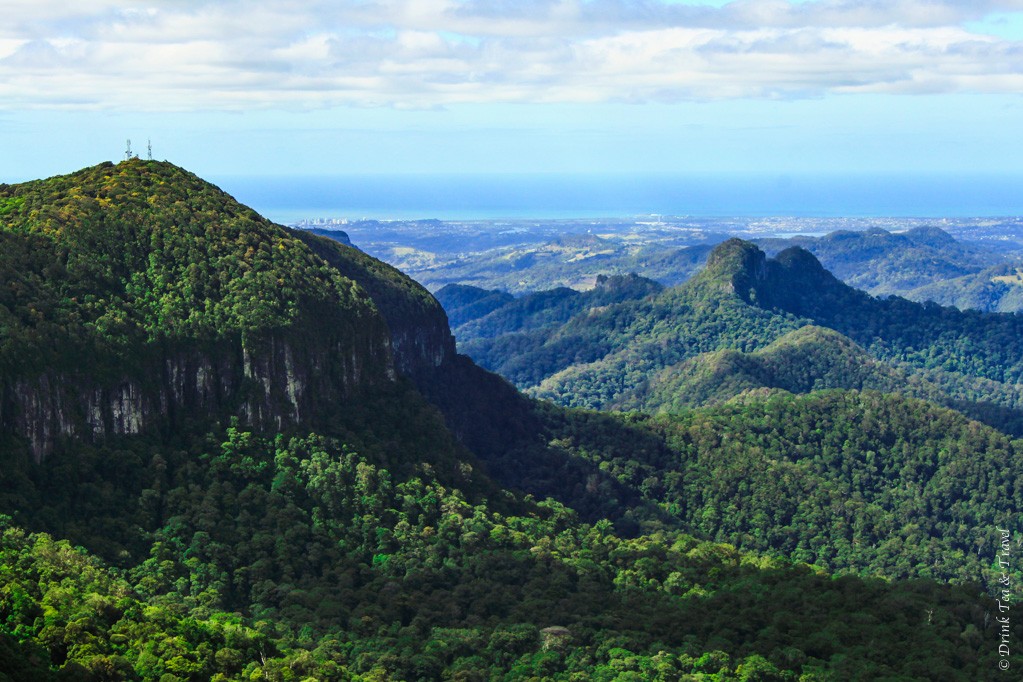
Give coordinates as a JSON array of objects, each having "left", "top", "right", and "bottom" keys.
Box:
[{"left": 2, "top": 0, "right": 1023, "bottom": 215}]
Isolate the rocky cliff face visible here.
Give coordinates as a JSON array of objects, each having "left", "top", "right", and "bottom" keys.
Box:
[
  {"left": 291, "top": 229, "right": 455, "bottom": 382},
  {"left": 389, "top": 321, "right": 455, "bottom": 379},
  {"left": 3, "top": 328, "right": 393, "bottom": 462},
  {"left": 693, "top": 238, "right": 769, "bottom": 302}
]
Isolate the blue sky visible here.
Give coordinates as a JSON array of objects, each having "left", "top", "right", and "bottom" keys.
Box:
[{"left": 2, "top": 0, "right": 1023, "bottom": 186}]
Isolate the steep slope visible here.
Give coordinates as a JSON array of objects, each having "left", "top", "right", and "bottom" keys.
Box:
[
  {"left": 446, "top": 274, "right": 664, "bottom": 387},
  {"left": 0, "top": 159, "right": 489, "bottom": 554},
  {"left": 434, "top": 283, "right": 515, "bottom": 327},
  {"left": 291, "top": 228, "right": 455, "bottom": 380},
  {"left": 0, "top": 160, "right": 394, "bottom": 461},
  {"left": 454, "top": 273, "right": 661, "bottom": 341}
]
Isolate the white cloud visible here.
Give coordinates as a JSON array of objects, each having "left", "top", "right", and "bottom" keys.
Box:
[{"left": 1, "top": 0, "right": 1022, "bottom": 109}]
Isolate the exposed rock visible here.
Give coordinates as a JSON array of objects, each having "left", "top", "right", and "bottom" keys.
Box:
[
  {"left": 3, "top": 329, "right": 393, "bottom": 462},
  {"left": 291, "top": 229, "right": 456, "bottom": 382}
]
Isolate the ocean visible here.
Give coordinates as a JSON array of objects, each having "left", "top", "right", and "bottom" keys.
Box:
[{"left": 211, "top": 173, "right": 1023, "bottom": 224}]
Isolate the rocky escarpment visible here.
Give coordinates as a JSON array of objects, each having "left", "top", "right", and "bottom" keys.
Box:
[
  {"left": 3, "top": 327, "right": 393, "bottom": 462},
  {"left": 292, "top": 229, "right": 456, "bottom": 381},
  {"left": 691, "top": 237, "right": 769, "bottom": 302},
  {"left": 0, "top": 160, "right": 399, "bottom": 461}
]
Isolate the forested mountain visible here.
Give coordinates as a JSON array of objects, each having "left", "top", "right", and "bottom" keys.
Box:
[
  {"left": 757, "top": 226, "right": 1000, "bottom": 297},
  {"left": 434, "top": 283, "right": 515, "bottom": 328},
  {"left": 746, "top": 242, "right": 1023, "bottom": 385},
  {"left": 532, "top": 390, "right": 1023, "bottom": 583},
  {"left": 908, "top": 261, "right": 1023, "bottom": 313},
  {"left": 438, "top": 227, "right": 1018, "bottom": 399},
  {"left": 612, "top": 325, "right": 918, "bottom": 411},
  {"left": 0, "top": 161, "right": 1019, "bottom": 679},
  {"left": 438, "top": 273, "right": 662, "bottom": 342},
  {"left": 361, "top": 228, "right": 717, "bottom": 294},
  {"left": 462, "top": 239, "right": 1023, "bottom": 432}
]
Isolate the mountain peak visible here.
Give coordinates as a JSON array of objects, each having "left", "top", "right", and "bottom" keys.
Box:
[
  {"left": 695, "top": 238, "right": 768, "bottom": 301},
  {"left": 0, "top": 161, "right": 456, "bottom": 459},
  {"left": 771, "top": 245, "right": 829, "bottom": 275},
  {"left": 704, "top": 238, "right": 766, "bottom": 274},
  {"left": 904, "top": 225, "right": 957, "bottom": 247},
  {"left": 696, "top": 239, "right": 835, "bottom": 305},
  {"left": 756, "top": 245, "right": 865, "bottom": 316},
  {"left": 688, "top": 239, "right": 862, "bottom": 315}
]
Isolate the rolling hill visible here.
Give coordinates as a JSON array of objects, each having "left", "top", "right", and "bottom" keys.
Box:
[
  {"left": 909, "top": 261, "right": 1023, "bottom": 313},
  {"left": 454, "top": 239, "right": 1023, "bottom": 437}
]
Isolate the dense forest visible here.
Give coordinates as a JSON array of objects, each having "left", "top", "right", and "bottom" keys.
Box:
[
  {"left": 530, "top": 391, "right": 1023, "bottom": 583},
  {"left": 756, "top": 226, "right": 1001, "bottom": 297},
  {"left": 908, "top": 262, "right": 1023, "bottom": 314},
  {"left": 454, "top": 239, "right": 1023, "bottom": 437},
  {"left": 1, "top": 161, "right": 1021, "bottom": 680},
  {"left": 437, "top": 274, "right": 662, "bottom": 351}
]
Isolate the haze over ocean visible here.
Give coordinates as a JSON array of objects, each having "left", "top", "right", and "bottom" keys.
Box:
[{"left": 217, "top": 173, "right": 1023, "bottom": 223}]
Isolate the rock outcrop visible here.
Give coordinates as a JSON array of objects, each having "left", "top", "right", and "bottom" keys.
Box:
[
  {"left": 291, "top": 229, "right": 456, "bottom": 382},
  {"left": 4, "top": 329, "right": 393, "bottom": 462}
]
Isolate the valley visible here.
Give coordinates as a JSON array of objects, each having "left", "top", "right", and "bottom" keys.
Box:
[{"left": 0, "top": 161, "right": 1020, "bottom": 680}]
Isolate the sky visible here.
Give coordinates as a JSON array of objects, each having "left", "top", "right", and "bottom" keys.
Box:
[{"left": 2, "top": 0, "right": 1023, "bottom": 202}]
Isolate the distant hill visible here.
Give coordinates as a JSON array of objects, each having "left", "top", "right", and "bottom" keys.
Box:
[
  {"left": 909, "top": 261, "right": 1023, "bottom": 312},
  {"left": 329, "top": 214, "right": 1021, "bottom": 304},
  {"left": 458, "top": 239, "right": 1023, "bottom": 435},
  {"left": 320, "top": 220, "right": 1005, "bottom": 303},
  {"left": 758, "top": 226, "right": 999, "bottom": 296},
  {"left": 301, "top": 226, "right": 353, "bottom": 246},
  {"left": 343, "top": 228, "right": 719, "bottom": 294},
  {"left": 637, "top": 224, "right": 1001, "bottom": 299},
  {"left": 615, "top": 325, "right": 910, "bottom": 410},
  {"left": 454, "top": 273, "right": 661, "bottom": 338},
  {"left": 611, "top": 324, "right": 1023, "bottom": 432},
  {"left": 395, "top": 224, "right": 1021, "bottom": 348},
  {"left": 434, "top": 283, "right": 515, "bottom": 327}
]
